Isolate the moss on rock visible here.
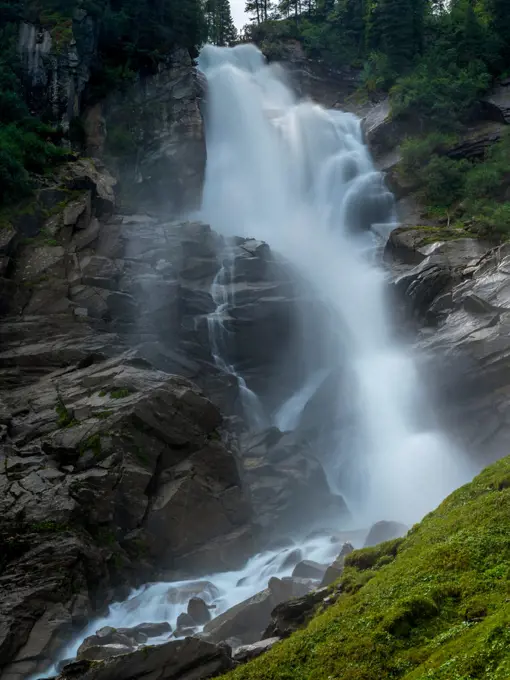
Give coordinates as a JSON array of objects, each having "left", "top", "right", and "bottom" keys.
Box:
[{"left": 224, "top": 457, "right": 510, "bottom": 680}]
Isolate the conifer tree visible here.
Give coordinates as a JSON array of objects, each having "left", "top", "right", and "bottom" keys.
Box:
[
  {"left": 490, "top": 0, "right": 510, "bottom": 67},
  {"left": 207, "top": 0, "right": 238, "bottom": 44}
]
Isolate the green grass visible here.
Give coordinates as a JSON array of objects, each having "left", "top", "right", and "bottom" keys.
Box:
[
  {"left": 110, "top": 388, "right": 131, "bottom": 399},
  {"left": 224, "top": 457, "right": 510, "bottom": 680},
  {"left": 55, "top": 398, "right": 78, "bottom": 428}
]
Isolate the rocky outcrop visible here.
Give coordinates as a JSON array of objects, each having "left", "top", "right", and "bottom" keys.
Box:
[
  {"left": 202, "top": 577, "right": 311, "bottom": 646},
  {"left": 385, "top": 230, "right": 510, "bottom": 464},
  {"left": 363, "top": 521, "right": 408, "bottom": 547},
  {"left": 100, "top": 48, "right": 205, "bottom": 213},
  {"left": 19, "top": 13, "right": 96, "bottom": 126},
  {"left": 55, "top": 638, "right": 234, "bottom": 680},
  {"left": 239, "top": 428, "right": 349, "bottom": 533},
  {"left": 269, "top": 40, "right": 361, "bottom": 110},
  {"left": 262, "top": 585, "right": 339, "bottom": 640},
  {"left": 386, "top": 229, "right": 492, "bottom": 319},
  {"left": 0, "top": 352, "right": 251, "bottom": 678}
]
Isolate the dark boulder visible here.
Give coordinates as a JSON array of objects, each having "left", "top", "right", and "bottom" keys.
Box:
[
  {"left": 54, "top": 637, "right": 234, "bottom": 680},
  {"left": 188, "top": 598, "right": 212, "bottom": 625},
  {"left": 364, "top": 521, "right": 409, "bottom": 547}
]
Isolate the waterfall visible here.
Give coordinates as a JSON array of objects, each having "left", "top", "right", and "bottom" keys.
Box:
[
  {"left": 198, "top": 43, "right": 470, "bottom": 525},
  {"left": 207, "top": 256, "right": 267, "bottom": 430},
  {"left": 37, "top": 44, "right": 474, "bottom": 677}
]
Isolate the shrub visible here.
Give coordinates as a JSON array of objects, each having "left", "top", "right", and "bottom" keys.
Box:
[
  {"left": 390, "top": 58, "right": 491, "bottom": 130},
  {"left": 418, "top": 155, "right": 469, "bottom": 207}
]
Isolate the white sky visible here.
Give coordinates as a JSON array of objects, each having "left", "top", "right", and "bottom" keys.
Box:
[{"left": 231, "top": 0, "right": 248, "bottom": 28}]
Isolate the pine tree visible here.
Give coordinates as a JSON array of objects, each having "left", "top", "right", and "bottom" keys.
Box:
[
  {"left": 245, "top": 0, "right": 262, "bottom": 22},
  {"left": 207, "top": 0, "right": 238, "bottom": 44},
  {"left": 490, "top": 0, "right": 510, "bottom": 67},
  {"left": 366, "top": 0, "right": 423, "bottom": 71}
]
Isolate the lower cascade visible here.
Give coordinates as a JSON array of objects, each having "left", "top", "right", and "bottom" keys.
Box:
[{"left": 35, "top": 43, "right": 476, "bottom": 677}]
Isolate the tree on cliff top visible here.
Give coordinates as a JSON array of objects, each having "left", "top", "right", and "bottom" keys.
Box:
[{"left": 206, "top": 0, "right": 238, "bottom": 45}]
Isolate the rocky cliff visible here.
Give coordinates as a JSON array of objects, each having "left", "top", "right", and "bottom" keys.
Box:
[
  {"left": 18, "top": 13, "right": 205, "bottom": 214},
  {"left": 3, "top": 30, "right": 510, "bottom": 680}
]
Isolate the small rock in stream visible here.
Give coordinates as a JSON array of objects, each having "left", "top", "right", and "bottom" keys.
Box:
[
  {"left": 78, "top": 643, "right": 135, "bottom": 661},
  {"left": 188, "top": 597, "right": 212, "bottom": 625},
  {"left": 292, "top": 560, "right": 328, "bottom": 580}
]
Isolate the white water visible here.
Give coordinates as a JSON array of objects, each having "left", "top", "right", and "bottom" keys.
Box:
[
  {"left": 207, "top": 257, "right": 267, "bottom": 430},
  {"left": 38, "top": 44, "right": 475, "bottom": 677},
  {"left": 39, "top": 536, "right": 351, "bottom": 676},
  {"left": 198, "top": 42, "right": 471, "bottom": 524},
  {"left": 274, "top": 368, "right": 329, "bottom": 431}
]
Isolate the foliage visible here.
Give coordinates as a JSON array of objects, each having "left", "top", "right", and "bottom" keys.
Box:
[
  {"left": 222, "top": 455, "right": 510, "bottom": 680},
  {"left": 110, "top": 388, "right": 131, "bottom": 399},
  {"left": 206, "top": 0, "right": 237, "bottom": 45},
  {"left": 400, "top": 131, "right": 510, "bottom": 241},
  {"left": 56, "top": 398, "right": 78, "bottom": 428},
  {"left": 390, "top": 58, "right": 491, "bottom": 129}
]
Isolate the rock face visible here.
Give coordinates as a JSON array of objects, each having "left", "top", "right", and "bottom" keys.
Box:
[
  {"left": 0, "top": 352, "right": 250, "bottom": 678},
  {"left": 363, "top": 522, "right": 408, "bottom": 547},
  {"left": 386, "top": 229, "right": 492, "bottom": 319},
  {"left": 19, "top": 15, "right": 97, "bottom": 126},
  {"left": 386, "top": 231, "right": 510, "bottom": 465},
  {"left": 239, "top": 428, "right": 349, "bottom": 533},
  {"left": 19, "top": 15, "right": 205, "bottom": 213},
  {"left": 268, "top": 40, "right": 361, "bottom": 110},
  {"left": 100, "top": 48, "right": 205, "bottom": 213},
  {"left": 56, "top": 638, "right": 234, "bottom": 680},
  {"left": 0, "top": 149, "right": 348, "bottom": 676}
]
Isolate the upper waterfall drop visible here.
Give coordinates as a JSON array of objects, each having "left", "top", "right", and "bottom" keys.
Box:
[{"left": 198, "top": 43, "right": 472, "bottom": 525}]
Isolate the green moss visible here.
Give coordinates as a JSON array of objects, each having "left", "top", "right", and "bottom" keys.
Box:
[
  {"left": 55, "top": 398, "right": 78, "bottom": 428},
  {"left": 224, "top": 456, "right": 510, "bottom": 680},
  {"left": 79, "top": 433, "right": 102, "bottom": 457},
  {"left": 94, "top": 410, "right": 113, "bottom": 420},
  {"left": 110, "top": 388, "right": 131, "bottom": 399}
]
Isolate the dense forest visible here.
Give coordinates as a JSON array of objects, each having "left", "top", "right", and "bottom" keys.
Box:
[
  {"left": 0, "top": 0, "right": 236, "bottom": 208},
  {"left": 2, "top": 0, "right": 510, "bottom": 237},
  {"left": 244, "top": 0, "right": 510, "bottom": 238}
]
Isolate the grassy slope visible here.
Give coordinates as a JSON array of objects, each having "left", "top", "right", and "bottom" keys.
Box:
[{"left": 224, "top": 457, "right": 510, "bottom": 680}]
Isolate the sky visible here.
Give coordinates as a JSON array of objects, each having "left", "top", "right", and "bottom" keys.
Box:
[{"left": 231, "top": 0, "right": 248, "bottom": 28}]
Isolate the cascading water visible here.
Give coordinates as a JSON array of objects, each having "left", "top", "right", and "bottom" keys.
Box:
[
  {"left": 207, "top": 257, "right": 267, "bottom": 430},
  {"left": 38, "top": 44, "right": 475, "bottom": 678},
  {"left": 198, "top": 42, "right": 472, "bottom": 524}
]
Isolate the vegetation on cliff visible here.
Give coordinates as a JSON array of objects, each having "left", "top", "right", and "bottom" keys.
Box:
[
  {"left": 0, "top": 0, "right": 236, "bottom": 211},
  {"left": 223, "top": 455, "right": 510, "bottom": 679},
  {"left": 245, "top": 0, "right": 510, "bottom": 239}
]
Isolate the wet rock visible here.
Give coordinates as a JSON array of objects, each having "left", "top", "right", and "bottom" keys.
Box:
[
  {"left": 78, "top": 643, "right": 135, "bottom": 661},
  {"left": 221, "top": 637, "right": 242, "bottom": 652},
  {"left": 188, "top": 597, "right": 212, "bottom": 625},
  {"left": 364, "top": 521, "right": 409, "bottom": 547},
  {"left": 232, "top": 637, "right": 280, "bottom": 663},
  {"left": 173, "top": 627, "right": 198, "bottom": 639},
  {"left": 103, "top": 48, "right": 204, "bottom": 214},
  {"left": 55, "top": 637, "right": 234, "bottom": 680},
  {"left": 129, "top": 622, "right": 172, "bottom": 639},
  {"left": 176, "top": 612, "right": 196, "bottom": 630},
  {"left": 240, "top": 428, "right": 349, "bottom": 532},
  {"left": 320, "top": 542, "right": 355, "bottom": 587},
  {"left": 165, "top": 582, "right": 220, "bottom": 606},
  {"left": 280, "top": 548, "right": 302, "bottom": 570},
  {"left": 483, "top": 77, "right": 510, "bottom": 123},
  {"left": 263, "top": 588, "right": 329, "bottom": 640},
  {"left": 292, "top": 560, "right": 328, "bottom": 580},
  {"left": 203, "top": 584, "right": 292, "bottom": 646},
  {"left": 0, "top": 346, "right": 252, "bottom": 671},
  {"left": 388, "top": 235, "right": 491, "bottom": 319}
]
